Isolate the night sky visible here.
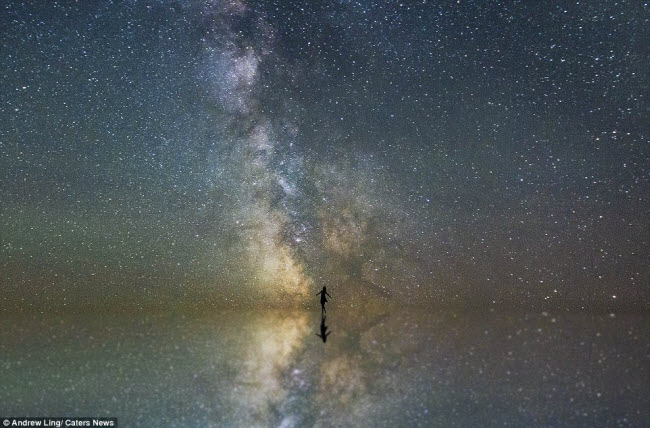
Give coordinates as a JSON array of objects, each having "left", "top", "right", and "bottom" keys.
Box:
[{"left": 1, "top": 0, "right": 648, "bottom": 311}]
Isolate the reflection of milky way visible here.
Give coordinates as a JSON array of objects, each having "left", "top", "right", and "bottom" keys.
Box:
[
  {"left": 2, "top": 310, "right": 647, "bottom": 426},
  {"left": 231, "top": 311, "right": 309, "bottom": 425}
]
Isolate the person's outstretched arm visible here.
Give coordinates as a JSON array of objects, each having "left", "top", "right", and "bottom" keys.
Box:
[{"left": 326, "top": 292, "right": 331, "bottom": 298}]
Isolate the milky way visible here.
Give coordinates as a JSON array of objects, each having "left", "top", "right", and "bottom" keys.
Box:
[{"left": 0, "top": 0, "right": 647, "bottom": 311}]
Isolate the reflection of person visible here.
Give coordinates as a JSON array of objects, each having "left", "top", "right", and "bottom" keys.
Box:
[
  {"left": 316, "top": 315, "right": 331, "bottom": 343},
  {"left": 316, "top": 286, "right": 331, "bottom": 314}
]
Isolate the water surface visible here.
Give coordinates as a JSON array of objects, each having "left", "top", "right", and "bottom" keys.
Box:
[{"left": 1, "top": 308, "right": 647, "bottom": 426}]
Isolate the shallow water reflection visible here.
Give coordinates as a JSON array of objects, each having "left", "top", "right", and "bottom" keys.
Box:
[{"left": 1, "top": 309, "right": 648, "bottom": 426}]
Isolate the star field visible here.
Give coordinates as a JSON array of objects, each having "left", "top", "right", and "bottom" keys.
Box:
[{"left": 1, "top": 0, "right": 648, "bottom": 311}]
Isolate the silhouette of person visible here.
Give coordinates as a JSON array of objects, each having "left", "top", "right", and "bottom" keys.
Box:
[
  {"left": 316, "top": 315, "right": 331, "bottom": 343},
  {"left": 316, "top": 286, "right": 331, "bottom": 315}
]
